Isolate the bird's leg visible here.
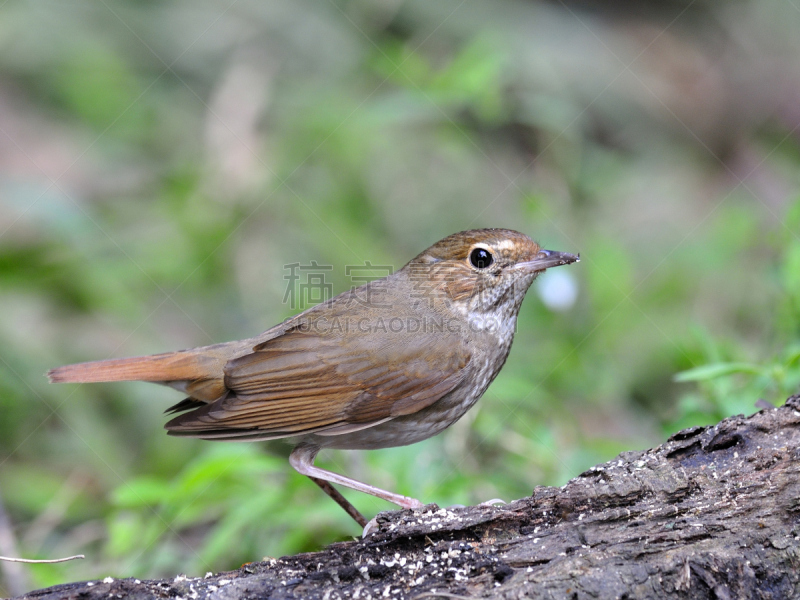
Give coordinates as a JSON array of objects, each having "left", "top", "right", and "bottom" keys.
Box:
[
  {"left": 308, "top": 477, "right": 367, "bottom": 528},
  {"left": 289, "top": 443, "right": 424, "bottom": 526}
]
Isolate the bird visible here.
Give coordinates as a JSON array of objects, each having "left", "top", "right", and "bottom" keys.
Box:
[{"left": 48, "top": 229, "right": 579, "bottom": 527}]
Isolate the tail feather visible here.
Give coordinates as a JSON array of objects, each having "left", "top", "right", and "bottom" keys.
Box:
[
  {"left": 164, "top": 397, "right": 208, "bottom": 415},
  {"left": 47, "top": 350, "right": 221, "bottom": 385}
]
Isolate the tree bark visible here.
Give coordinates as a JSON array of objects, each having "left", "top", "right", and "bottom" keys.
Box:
[{"left": 17, "top": 396, "right": 800, "bottom": 600}]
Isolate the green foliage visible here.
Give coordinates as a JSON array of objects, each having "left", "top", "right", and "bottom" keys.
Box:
[
  {"left": 103, "top": 444, "right": 331, "bottom": 574},
  {"left": 674, "top": 345, "right": 800, "bottom": 425}
]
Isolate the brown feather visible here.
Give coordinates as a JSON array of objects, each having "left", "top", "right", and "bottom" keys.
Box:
[
  {"left": 166, "top": 297, "right": 472, "bottom": 438},
  {"left": 47, "top": 344, "right": 239, "bottom": 402}
]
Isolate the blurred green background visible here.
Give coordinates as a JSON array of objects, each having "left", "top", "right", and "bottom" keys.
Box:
[{"left": 1, "top": 0, "right": 800, "bottom": 594}]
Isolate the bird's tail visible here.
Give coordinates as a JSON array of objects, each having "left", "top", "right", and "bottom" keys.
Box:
[
  {"left": 49, "top": 346, "right": 235, "bottom": 402},
  {"left": 48, "top": 350, "right": 215, "bottom": 384},
  {"left": 52, "top": 341, "right": 244, "bottom": 401},
  {"left": 49, "top": 337, "right": 258, "bottom": 403}
]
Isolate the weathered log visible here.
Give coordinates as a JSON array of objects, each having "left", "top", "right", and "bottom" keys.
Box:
[{"left": 17, "top": 396, "right": 800, "bottom": 599}]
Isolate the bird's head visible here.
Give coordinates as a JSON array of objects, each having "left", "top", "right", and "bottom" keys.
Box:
[{"left": 405, "top": 228, "right": 579, "bottom": 316}]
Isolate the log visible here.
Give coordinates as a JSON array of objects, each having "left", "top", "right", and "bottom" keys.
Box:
[{"left": 17, "top": 395, "right": 800, "bottom": 600}]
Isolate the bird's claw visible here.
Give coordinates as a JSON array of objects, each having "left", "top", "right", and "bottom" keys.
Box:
[
  {"left": 362, "top": 516, "right": 380, "bottom": 537},
  {"left": 479, "top": 498, "right": 506, "bottom": 506}
]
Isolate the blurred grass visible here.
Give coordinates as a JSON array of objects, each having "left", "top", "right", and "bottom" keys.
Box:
[{"left": 1, "top": 0, "right": 800, "bottom": 594}]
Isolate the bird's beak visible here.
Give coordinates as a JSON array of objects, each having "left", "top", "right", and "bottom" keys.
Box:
[{"left": 516, "top": 249, "right": 580, "bottom": 273}]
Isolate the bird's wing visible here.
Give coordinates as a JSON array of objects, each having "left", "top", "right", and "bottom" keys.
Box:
[{"left": 165, "top": 320, "right": 470, "bottom": 440}]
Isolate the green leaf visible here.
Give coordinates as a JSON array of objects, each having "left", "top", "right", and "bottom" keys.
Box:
[
  {"left": 674, "top": 362, "right": 763, "bottom": 382},
  {"left": 111, "top": 477, "right": 171, "bottom": 508},
  {"left": 784, "top": 346, "right": 800, "bottom": 367}
]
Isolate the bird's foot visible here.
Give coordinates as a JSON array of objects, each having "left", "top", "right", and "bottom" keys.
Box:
[
  {"left": 447, "top": 498, "right": 506, "bottom": 509},
  {"left": 362, "top": 498, "right": 426, "bottom": 537},
  {"left": 479, "top": 498, "right": 506, "bottom": 506},
  {"left": 399, "top": 497, "right": 425, "bottom": 510},
  {"left": 362, "top": 516, "right": 380, "bottom": 537}
]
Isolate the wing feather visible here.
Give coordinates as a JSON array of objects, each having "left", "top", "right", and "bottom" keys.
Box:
[{"left": 165, "top": 315, "right": 470, "bottom": 439}]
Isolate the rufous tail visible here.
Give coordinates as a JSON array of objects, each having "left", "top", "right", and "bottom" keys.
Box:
[{"left": 47, "top": 350, "right": 219, "bottom": 384}]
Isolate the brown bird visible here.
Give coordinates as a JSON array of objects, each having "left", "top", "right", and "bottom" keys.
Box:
[{"left": 49, "top": 229, "right": 578, "bottom": 527}]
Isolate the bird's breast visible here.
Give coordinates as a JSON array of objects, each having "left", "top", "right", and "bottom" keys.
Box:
[{"left": 310, "top": 313, "right": 519, "bottom": 451}]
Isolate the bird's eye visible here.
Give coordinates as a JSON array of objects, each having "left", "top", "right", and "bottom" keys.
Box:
[{"left": 469, "top": 247, "right": 493, "bottom": 269}]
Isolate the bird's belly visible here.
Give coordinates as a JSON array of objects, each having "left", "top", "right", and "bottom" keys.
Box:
[{"left": 309, "top": 395, "right": 474, "bottom": 450}]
